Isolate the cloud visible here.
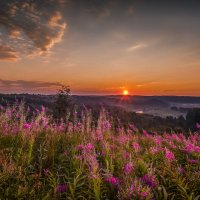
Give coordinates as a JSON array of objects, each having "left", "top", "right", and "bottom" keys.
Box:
[
  {"left": 126, "top": 43, "right": 148, "bottom": 52},
  {"left": 0, "top": 79, "right": 63, "bottom": 90},
  {"left": 0, "top": 0, "right": 67, "bottom": 60},
  {"left": 0, "top": 45, "right": 19, "bottom": 61},
  {"left": 136, "top": 81, "right": 159, "bottom": 88}
]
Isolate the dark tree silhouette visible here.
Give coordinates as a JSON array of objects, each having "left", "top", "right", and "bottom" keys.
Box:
[
  {"left": 53, "top": 86, "right": 73, "bottom": 120},
  {"left": 186, "top": 108, "right": 200, "bottom": 131}
]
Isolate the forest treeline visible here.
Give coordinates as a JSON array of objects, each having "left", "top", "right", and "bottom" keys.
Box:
[{"left": 0, "top": 90, "right": 200, "bottom": 133}]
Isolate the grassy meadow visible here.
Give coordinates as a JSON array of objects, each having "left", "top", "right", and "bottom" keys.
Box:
[{"left": 0, "top": 103, "right": 200, "bottom": 199}]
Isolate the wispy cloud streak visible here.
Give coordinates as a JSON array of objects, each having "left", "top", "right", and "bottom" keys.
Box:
[
  {"left": 126, "top": 43, "right": 148, "bottom": 52},
  {"left": 0, "top": 45, "right": 19, "bottom": 61},
  {"left": 0, "top": 79, "right": 63, "bottom": 90}
]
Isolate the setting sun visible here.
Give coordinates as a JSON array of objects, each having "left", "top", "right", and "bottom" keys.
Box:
[{"left": 123, "top": 90, "right": 129, "bottom": 95}]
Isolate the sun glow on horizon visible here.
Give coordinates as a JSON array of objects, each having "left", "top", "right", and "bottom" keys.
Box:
[{"left": 123, "top": 89, "right": 129, "bottom": 95}]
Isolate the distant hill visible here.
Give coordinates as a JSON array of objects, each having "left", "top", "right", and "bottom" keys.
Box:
[
  {"left": 0, "top": 94, "right": 200, "bottom": 118},
  {"left": 1, "top": 93, "right": 200, "bottom": 132}
]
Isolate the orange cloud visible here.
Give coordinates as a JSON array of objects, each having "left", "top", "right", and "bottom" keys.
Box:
[
  {"left": 0, "top": 0, "right": 67, "bottom": 60},
  {"left": 0, "top": 45, "right": 19, "bottom": 62}
]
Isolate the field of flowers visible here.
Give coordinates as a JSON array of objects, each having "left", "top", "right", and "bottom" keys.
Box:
[{"left": 0, "top": 103, "right": 200, "bottom": 199}]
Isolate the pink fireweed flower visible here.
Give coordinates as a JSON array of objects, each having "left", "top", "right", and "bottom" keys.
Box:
[
  {"left": 118, "top": 135, "right": 129, "bottom": 144},
  {"left": 56, "top": 184, "right": 67, "bottom": 193},
  {"left": 154, "top": 136, "right": 162, "bottom": 146},
  {"left": 116, "top": 127, "right": 125, "bottom": 134},
  {"left": 130, "top": 184, "right": 135, "bottom": 194},
  {"left": 27, "top": 106, "right": 30, "bottom": 113},
  {"left": 178, "top": 167, "right": 185, "bottom": 174},
  {"left": 185, "top": 143, "right": 195, "bottom": 153},
  {"left": 12, "top": 127, "right": 19, "bottom": 134},
  {"left": 57, "top": 123, "right": 66, "bottom": 132},
  {"left": 85, "top": 143, "right": 94, "bottom": 151},
  {"left": 169, "top": 141, "right": 176, "bottom": 149},
  {"left": 196, "top": 123, "right": 200, "bottom": 129},
  {"left": 41, "top": 105, "right": 45, "bottom": 112},
  {"left": 185, "top": 143, "right": 200, "bottom": 154},
  {"left": 129, "top": 124, "right": 137, "bottom": 131},
  {"left": 23, "top": 123, "right": 31, "bottom": 129},
  {"left": 63, "top": 150, "right": 67, "bottom": 156},
  {"left": 188, "top": 159, "right": 198, "bottom": 164},
  {"left": 130, "top": 181, "right": 151, "bottom": 199},
  {"left": 130, "top": 124, "right": 137, "bottom": 129},
  {"left": 0, "top": 105, "right": 4, "bottom": 111},
  {"left": 165, "top": 148, "right": 175, "bottom": 161},
  {"left": 150, "top": 146, "right": 160, "bottom": 155},
  {"left": 105, "top": 175, "right": 119, "bottom": 186},
  {"left": 102, "top": 120, "right": 111, "bottom": 131},
  {"left": 123, "top": 162, "right": 133, "bottom": 174},
  {"left": 141, "top": 174, "right": 158, "bottom": 189},
  {"left": 132, "top": 142, "right": 140, "bottom": 152},
  {"left": 141, "top": 191, "right": 149, "bottom": 198},
  {"left": 143, "top": 130, "right": 148, "bottom": 136},
  {"left": 44, "top": 168, "right": 49, "bottom": 176},
  {"left": 125, "top": 151, "right": 130, "bottom": 159},
  {"left": 16, "top": 113, "right": 21, "bottom": 118},
  {"left": 195, "top": 146, "right": 200, "bottom": 154},
  {"left": 87, "top": 155, "right": 99, "bottom": 176},
  {"left": 95, "top": 129, "right": 103, "bottom": 141}
]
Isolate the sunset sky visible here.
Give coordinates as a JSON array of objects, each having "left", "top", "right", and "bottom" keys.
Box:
[{"left": 0, "top": 0, "right": 200, "bottom": 95}]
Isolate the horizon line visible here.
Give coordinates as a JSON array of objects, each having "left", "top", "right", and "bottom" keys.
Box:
[{"left": 1, "top": 92, "right": 200, "bottom": 98}]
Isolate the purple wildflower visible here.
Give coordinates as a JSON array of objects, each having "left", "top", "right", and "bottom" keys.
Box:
[
  {"left": 165, "top": 148, "right": 175, "bottom": 161},
  {"left": 154, "top": 137, "right": 162, "bottom": 146},
  {"left": 188, "top": 159, "right": 198, "bottom": 164},
  {"left": 185, "top": 143, "right": 195, "bottom": 153},
  {"left": 150, "top": 147, "right": 159, "bottom": 155},
  {"left": 23, "top": 123, "right": 31, "bottom": 129},
  {"left": 178, "top": 167, "right": 184, "bottom": 174},
  {"left": 41, "top": 105, "right": 45, "bottom": 112},
  {"left": 0, "top": 105, "right": 4, "bottom": 110},
  {"left": 63, "top": 150, "right": 67, "bottom": 156},
  {"left": 195, "top": 146, "right": 200, "bottom": 154},
  {"left": 96, "top": 129, "right": 103, "bottom": 141},
  {"left": 85, "top": 143, "right": 94, "bottom": 151},
  {"left": 56, "top": 184, "right": 67, "bottom": 193},
  {"left": 105, "top": 175, "right": 119, "bottom": 186},
  {"left": 185, "top": 143, "right": 200, "bottom": 154},
  {"left": 125, "top": 151, "right": 130, "bottom": 159},
  {"left": 141, "top": 191, "right": 149, "bottom": 198},
  {"left": 123, "top": 162, "right": 133, "bottom": 174},
  {"left": 141, "top": 174, "right": 158, "bottom": 189},
  {"left": 196, "top": 123, "right": 200, "bottom": 129},
  {"left": 143, "top": 130, "right": 148, "bottom": 136},
  {"left": 44, "top": 168, "right": 49, "bottom": 176},
  {"left": 130, "top": 184, "right": 135, "bottom": 193},
  {"left": 133, "top": 142, "right": 140, "bottom": 152}
]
